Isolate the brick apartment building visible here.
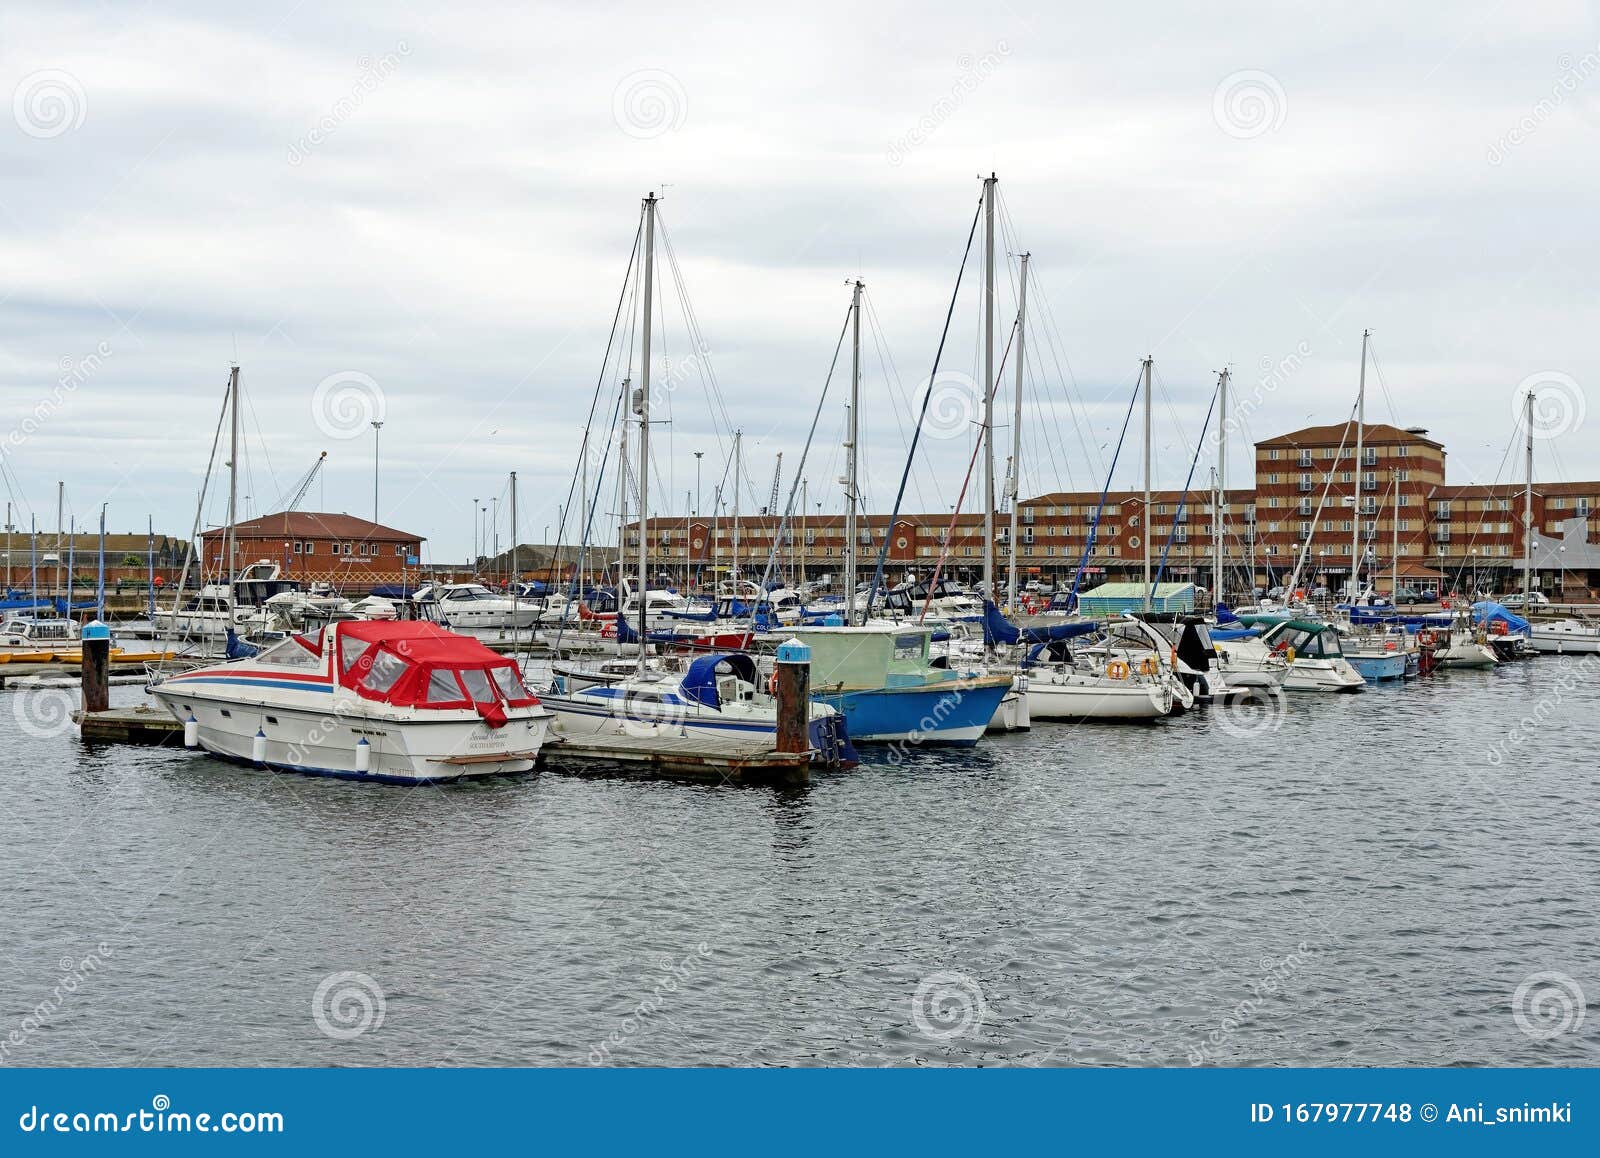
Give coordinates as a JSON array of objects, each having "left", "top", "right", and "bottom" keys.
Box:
[
  {"left": 200, "top": 512, "right": 425, "bottom": 588},
  {"left": 624, "top": 421, "right": 1600, "bottom": 599}
]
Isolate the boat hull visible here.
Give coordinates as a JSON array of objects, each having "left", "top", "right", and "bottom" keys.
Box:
[
  {"left": 1346, "top": 652, "right": 1409, "bottom": 682},
  {"left": 812, "top": 679, "right": 1011, "bottom": 746},
  {"left": 150, "top": 686, "right": 548, "bottom": 784},
  {"left": 1282, "top": 660, "right": 1366, "bottom": 692},
  {"left": 1024, "top": 677, "right": 1171, "bottom": 721}
]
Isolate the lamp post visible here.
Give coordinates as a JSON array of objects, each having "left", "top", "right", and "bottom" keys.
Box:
[
  {"left": 472, "top": 497, "right": 479, "bottom": 569},
  {"left": 371, "top": 420, "right": 384, "bottom": 523}
]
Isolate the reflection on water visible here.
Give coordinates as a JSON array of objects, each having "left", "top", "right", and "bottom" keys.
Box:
[{"left": 0, "top": 664, "right": 1596, "bottom": 1067}]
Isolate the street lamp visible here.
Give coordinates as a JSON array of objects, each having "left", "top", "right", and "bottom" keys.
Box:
[
  {"left": 371, "top": 420, "right": 384, "bottom": 523},
  {"left": 472, "top": 497, "right": 480, "bottom": 568},
  {"left": 693, "top": 451, "right": 704, "bottom": 519}
]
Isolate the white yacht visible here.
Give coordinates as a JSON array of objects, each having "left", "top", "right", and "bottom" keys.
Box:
[
  {"left": 413, "top": 582, "right": 539, "bottom": 630},
  {"left": 149, "top": 620, "right": 551, "bottom": 783},
  {"left": 1527, "top": 617, "right": 1600, "bottom": 655},
  {"left": 1227, "top": 619, "right": 1365, "bottom": 692}
]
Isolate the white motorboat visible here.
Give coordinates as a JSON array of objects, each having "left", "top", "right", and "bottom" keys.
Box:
[
  {"left": 1020, "top": 648, "right": 1175, "bottom": 721},
  {"left": 151, "top": 560, "right": 296, "bottom": 640},
  {"left": 1227, "top": 619, "right": 1366, "bottom": 692},
  {"left": 1527, "top": 617, "right": 1600, "bottom": 655},
  {"left": 540, "top": 651, "right": 857, "bottom": 766},
  {"left": 413, "top": 582, "right": 539, "bottom": 630},
  {"left": 149, "top": 620, "right": 552, "bottom": 783}
]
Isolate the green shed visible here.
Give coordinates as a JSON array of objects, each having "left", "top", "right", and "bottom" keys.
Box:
[{"left": 1076, "top": 581, "right": 1196, "bottom": 616}]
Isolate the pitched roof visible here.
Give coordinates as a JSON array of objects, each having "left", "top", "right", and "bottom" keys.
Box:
[
  {"left": 1254, "top": 422, "right": 1444, "bottom": 450},
  {"left": 200, "top": 511, "right": 424, "bottom": 542}
]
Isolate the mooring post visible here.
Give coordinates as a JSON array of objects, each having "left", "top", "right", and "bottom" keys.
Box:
[
  {"left": 773, "top": 637, "right": 811, "bottom": 757},
  {"left": 81, "top": 619, "right": 111, "bottom": 715}
]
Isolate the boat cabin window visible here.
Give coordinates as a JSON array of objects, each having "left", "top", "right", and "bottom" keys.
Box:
[
  {"left": 256, "top": 638, "right": 323, "bottom": 669},
  {"left": 424, "top": 670, "right": 467, "bottom": 704},
  {"left": 361, "top": 650, "right": 410, "bottom": 694},
  {"left": 459, "top": 668, "right": 494, "bottom": 702},
  {"left": 341, "top": 638, "right": 376, "bottom": 676},
  {"left": 491, "top": 667, "right": 531, "bottom": 703}
]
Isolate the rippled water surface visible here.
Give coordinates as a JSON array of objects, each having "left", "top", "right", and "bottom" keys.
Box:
[{"left": 2, "top": 662, "right": 1596, "bottom": 1068}]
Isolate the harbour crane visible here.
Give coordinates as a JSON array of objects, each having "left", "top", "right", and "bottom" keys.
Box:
[{"left": 280, "top": 451, "right": 328, "bottom": 514}]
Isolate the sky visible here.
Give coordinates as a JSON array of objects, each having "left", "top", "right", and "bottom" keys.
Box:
[{"left": 2, "top": 0, "right": 1598, "bottom": 564}]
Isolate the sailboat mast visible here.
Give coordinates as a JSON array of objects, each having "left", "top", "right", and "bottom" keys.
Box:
[
  {"left": 636, "top": 191, "right": 657, "bottom": 670},
  {"left": 1142, "top": 355, "right": 1153, "bottom": 610},
  {"left": 226, "top": 364, "right": 240, "bottom": 585},
  {"left": 1524, "top": 387, "right": 1535, "bottom": 599},
  {"left": 617, "top": 377, "right": 629, "bottom": 584},
  {"left": 1350, "top": 330, "right": 1368, "bottom": 597},
  {"left": 982, "top": 174, "right": 997, "bottom": 599},
  {"left": 732, "top": 429, "right": 742, "bottom": 583},
  {"left": 1007, "top": 252, "right": 1028, "bottom": 612},
  {"left": 55, "top": 480, "right": 63, "bottom": 603},
  {"left": 846, "top": 279, "right": 862, "bottom": 621},
  {"left": 509, "top": 470, "right": 518, "bottom": 627},
  {"left": 1214, "top": 367, "right": 1229, "bottom": 608}
]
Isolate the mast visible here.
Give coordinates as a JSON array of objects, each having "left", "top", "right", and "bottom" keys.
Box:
[
  {"left": 1142, "top": 355, "right": 1153, "bottom": 610},
  {"left": 146, "top": 514, "right": 156, "bottom": 622},
  {"left": 799, "top": 477, "right": 808, "bottom": 588},
  {"left": 616, "top": 378, "right": 629, "bottom": 586},
  {"left": 1213, "top": 367, "right": 1229, "bottom": 608},
  {"left": 96, "top": 504, "right": 106, "bottom": 621},
  {"left": 1350, "top": 329, "right": 1368, "bottom": 598},
  {"left": 845, "top": 279, "right": 862, "bottom": 620},
  {"left": 1524, "top": 387, "right": 1535, "bottom": 599},
  {"left": 732, "top": 429, "right": 742, "bottom": 585},
  {"left": 1007, "top": 251, "right": 1029, "bottom": 613},
  {"left": 509, "top": 470, "right": 518, "bottom": 632},
  {"left": 635, "top": 190, "right": 657, "bottom": 671},
  {"left": 55, "top": 480, "right": 63, "bottom": 603},
  {"left": 982, "top": 174, "right": 997, "bottom": 599},
  {"left": 225, "top": 364, "right": 240, "bottom": 587}
]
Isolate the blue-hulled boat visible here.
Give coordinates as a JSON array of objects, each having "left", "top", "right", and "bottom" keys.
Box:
[{"left": 786, "top": 624, "right": 1012, "bottom": 746}]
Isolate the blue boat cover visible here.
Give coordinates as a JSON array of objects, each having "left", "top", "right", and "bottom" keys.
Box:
[
  {"left": 1472, "top": 600, "right": 1531, "bottom": 634},
  {"left": 1211, "top": 626, "right": 1261, "bottom": 641},
  {"left": 982, "top": 600, "right": 1100, "bottom": 647},
  {"left": 224, "top": 628, "right": 260, "bottom": 659},
  {"left": 678, "top": 653, "right": 760, "bottom": 709},
  {"left": 1214, "top": 602, "right": 1240, "bottom": 624}
]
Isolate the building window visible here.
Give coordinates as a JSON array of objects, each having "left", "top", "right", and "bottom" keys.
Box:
[
  {"left": 292, "top": 541, "right": 302, "bottom": 554},
  {"left": 1397, "top": 445, "right": 1408, "bottom": 457}
]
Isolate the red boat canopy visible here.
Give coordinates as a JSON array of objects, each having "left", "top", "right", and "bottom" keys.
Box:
[{"left": 330, "top": 621, "right": 538, "bottom": 716}]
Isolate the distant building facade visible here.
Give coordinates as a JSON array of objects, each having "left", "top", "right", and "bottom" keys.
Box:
[{"left": 199, "top": 512, "right": 425, "bottom": 588}]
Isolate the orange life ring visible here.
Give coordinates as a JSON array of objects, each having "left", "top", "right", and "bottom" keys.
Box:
[
  {"left": 1107, "top": 660, "right": 1130, "bottom": 680},
  {"left": 767, "top": 671, "right": 779, "bottom": 697}
]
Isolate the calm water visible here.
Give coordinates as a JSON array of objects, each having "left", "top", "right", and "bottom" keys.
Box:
[{"left": 2, "top": 663, "right": 1596, "bottom": 1068}]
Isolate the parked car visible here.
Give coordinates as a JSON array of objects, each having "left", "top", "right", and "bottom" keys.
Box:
[{"left": 1501, "top": 591, "right": 1550, "bottom": 608}]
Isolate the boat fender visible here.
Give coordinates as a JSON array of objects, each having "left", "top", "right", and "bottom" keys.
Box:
[
  {"left": 1284, "top": 646, "right": 1295, "bottom": 663},
  {"left": 183, "top": 714, "right": 198, "bottom": 748},
  {"left": 251, "top": 728, "right": 267, "bottom": 764},
  {"left": 355, "top": 736, "right": 371, "bottom": 773},
  {"left": 768, "top": 671, "right": 779, "bottom": 698},
  {"left": 1107, "top": 660, "right": 1129, "bottom": 680}
]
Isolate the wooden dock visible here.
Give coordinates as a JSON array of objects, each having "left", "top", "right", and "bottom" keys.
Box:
[
  {"left": 540, "top": 730, "right": 809, "bottom": 785},
  {"left": 0, "top": 660, "right": 152, "bottom": 690},
  {"left": 73, "top": 705, "right": 186, "bottom": 746}
]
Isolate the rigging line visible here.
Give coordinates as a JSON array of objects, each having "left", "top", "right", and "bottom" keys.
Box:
[
  {"left": 1068, "top": 366, "right": 1145, "bottom": 599},
  {"left": 861, "top": 287, "right": 945, "bottom": 515},
  {"left": 163, "top": 373, "right": 233, "bottom": 642},
  {"left": 548, "top": 381, "right": 627, "bottom": 656},
  {"left": 753, "top": 302, "right": 856, "bottom": 594},
  {"left": 1150, "top": 376, "right": 1222, "bottom": 597},
  {"left": 1365, "top": 338, "right": 1403, "bottom": 429},
  {"left": 865, "top": 193, "right": 984, "bottom": 620},
  {"left": 1286, "top": 400, "right": 1361, "bottom": 594},
  {"left": 545, "top": 211, "right": 641, "bottom": 602},
  {"left": 918, "top": 319, "right": 1018, "bottom": 624},
  {"left": 655, "top": 214, "right": 733, "bottom": 462}
]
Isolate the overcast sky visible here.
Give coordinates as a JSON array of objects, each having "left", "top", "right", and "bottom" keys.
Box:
[{"left": 3, "top": 1, "right": 1597, "bottom": 562}]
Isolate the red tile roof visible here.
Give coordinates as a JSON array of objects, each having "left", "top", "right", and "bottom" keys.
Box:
[{"left": 200, "top": 511, "right": 424, "bottom": 542}]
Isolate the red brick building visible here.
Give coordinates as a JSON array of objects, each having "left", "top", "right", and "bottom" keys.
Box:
[{"left": 200, "top": 512, "right": 425, "bottom": 588}]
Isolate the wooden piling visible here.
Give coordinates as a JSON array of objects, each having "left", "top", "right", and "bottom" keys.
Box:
[
  {"left": 773, "top": 638, "right": 811, "bottom": 757},
  {"left": 80, "top": 620, "right": 111, "bottom": 714}
]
